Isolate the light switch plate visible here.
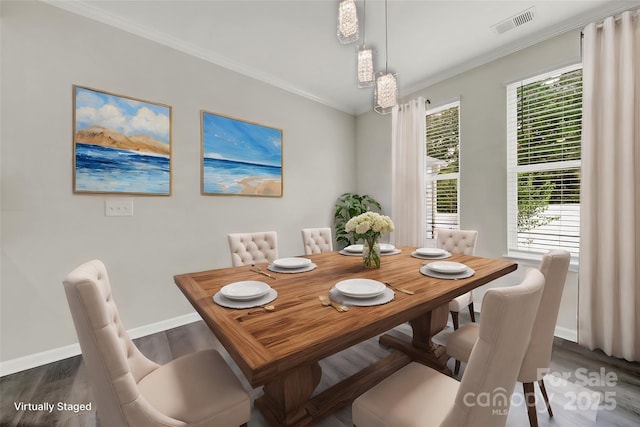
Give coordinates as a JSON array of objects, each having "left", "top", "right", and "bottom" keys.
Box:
[{"left": 105, "top": 199, "right": 133, "bottom": 217}]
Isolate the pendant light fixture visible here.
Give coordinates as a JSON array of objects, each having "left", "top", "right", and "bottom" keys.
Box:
[
  {"left": 357, "top": 0, "right": 374, "bottom": 87},
  {"left": 374, "top": 0, "right": 398, "bottom": 114},
  {"left": 337, "top": 0, "right": 359, "bottom": 44}
]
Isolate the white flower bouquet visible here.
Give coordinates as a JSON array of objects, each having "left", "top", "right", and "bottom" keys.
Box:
[
  {"left": 345, "top": 211, "right": 395, "bottom": 239},
  {"left": 345, "top": 212, "right": 394, "bottom": 268}
]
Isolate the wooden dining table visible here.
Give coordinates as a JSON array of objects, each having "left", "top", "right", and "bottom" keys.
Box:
[{"left": 174, "top": 247, "right": 517, "bottom": 427}]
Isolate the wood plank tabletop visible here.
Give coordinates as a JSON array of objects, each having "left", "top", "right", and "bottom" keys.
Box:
[{"left": 174, "top": 247, "right": 517, "bottom": 387}]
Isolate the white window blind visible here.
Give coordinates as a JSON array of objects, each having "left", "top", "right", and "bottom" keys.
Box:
[
  {"left": 426, "top": 101, "right": 460, "bottom": 239},
  {"left": 506, "top": 64, "right": 582, "bottom": 258}
]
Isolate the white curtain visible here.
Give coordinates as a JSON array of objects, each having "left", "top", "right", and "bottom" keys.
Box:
[
  {"left": 579, "top": 10, "right": 640, "bottom": 362},
  {"left": 390, "top": 97, "right": 426, "bottom": 246}
]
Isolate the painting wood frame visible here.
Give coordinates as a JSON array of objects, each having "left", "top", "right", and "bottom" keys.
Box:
[
  {"left": 73, "top": 85, "right": 172, "bottom": 195},
  {"left": 201, "top": 111, "right": 283, "bottom": 197}
]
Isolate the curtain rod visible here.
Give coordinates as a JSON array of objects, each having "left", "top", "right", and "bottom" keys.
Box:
[
  {"left": 579, "top": 7, "right": 638, "bottom": 58},
  {"left": 581, "top": 7, "right": 639, "bottom": 36}
]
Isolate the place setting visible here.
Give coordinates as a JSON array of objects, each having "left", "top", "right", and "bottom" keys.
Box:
[
  {"left": 328, "top": 278, "right": 395, "bottom": 307},
  {"left": 213, "top": 280, "right": 278, "bottom": 309},
  {"left": 267, "top": 257, "right": 317, "bottom": 274},
  {"left": 411, "top": 247, "right": 452, "bottom": 260},
  {"left": 339, "top": 243, "right": 401, "bottom": 256},
  {"left": 419, "top": 261, "right": 475, "bottom": 280}
]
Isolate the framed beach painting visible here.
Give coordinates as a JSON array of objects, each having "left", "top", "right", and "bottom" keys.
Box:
[
  {"left": 73, "top": 85, "right": 172, "bottom": 195},
  {"left": 201, "top": 111, "right": 283, "bottom": 197}
]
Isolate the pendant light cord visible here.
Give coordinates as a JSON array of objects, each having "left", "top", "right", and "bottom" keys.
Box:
[
  {"left": 362, "top": 0, "right": 367, "bottom": 46},
  {"left": 384, "top": 0, "right": 389, "bottom": 73}
]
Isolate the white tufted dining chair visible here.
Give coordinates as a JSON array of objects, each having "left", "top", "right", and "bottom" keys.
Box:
[
  {"left": 353, "top": 268, "right": 545, "bottom": 427},
  {"left": 63, "top": 260, "right": 250, "bottom": 427},
  {"left": 446, "top": 249, "right": 570, "bottom": 427},
  {"left": 301, "top": 227, "right": 333, "bottom": 255},
  {"left": 434, "top": 228, "right": 479, "bottom": 329},
  {"left": 227, "top": 231, "right": 278, "bottom": 267}
]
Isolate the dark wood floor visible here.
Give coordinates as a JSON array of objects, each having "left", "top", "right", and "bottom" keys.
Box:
[{"left": 1, "top": 314, "right": 639, "bottom": 427}]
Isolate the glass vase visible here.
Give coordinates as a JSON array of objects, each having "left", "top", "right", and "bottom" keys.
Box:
[{"left": 362, "top": 236, "right": 381, "bottom": 269}]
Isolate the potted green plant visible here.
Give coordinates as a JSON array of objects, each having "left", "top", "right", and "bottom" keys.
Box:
[{"left": 334, "top": 193, "right": 382, "bottom": 248}]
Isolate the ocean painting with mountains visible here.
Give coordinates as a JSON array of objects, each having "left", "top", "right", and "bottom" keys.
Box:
[
  {"left": 73, "top": 86, "right": 171, "bottom": 195},
  {"left": 201, "top": 112, "right": 282, "bottom": 197}
]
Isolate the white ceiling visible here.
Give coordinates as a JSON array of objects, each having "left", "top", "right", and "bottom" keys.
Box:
[{"left": 48, "top": 0, "right": 640, "bottom": 115}]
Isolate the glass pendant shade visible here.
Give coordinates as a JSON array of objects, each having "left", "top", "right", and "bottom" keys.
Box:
[
  {"left": 337, "top": 0, "right": 359, "bottom": 44},
  {"left": 374, "top": 71, "right": 398, "bottom": 114},
  {"left": 357, "top": 47, "right": 374, "bottom": 87}
]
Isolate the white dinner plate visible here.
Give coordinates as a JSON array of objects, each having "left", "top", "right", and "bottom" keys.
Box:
[
  {"left": 415, "top": 247, "right": 447, "bottom": 257},
  {"left": 334, "top": 278, "right": 386, "bottom": 298},
  {"left": 268, "top": 263, "right": 317, "bottom": 274},
  {"left": 425, "top": 261, "right": 468, "bottom": 274},
  {"left": 272, "top": 257, "right": 312, "bottom": 269},
  {"left": 379, "top": 243, "right": 396, "bottom": 253},
  {"left": 220, "top": 281, "right": 271, "bottom": 300},
  {"left": 344, "top": 244, "right": 364, "bottom": 253},
  {"left": 330, "top": 287, "right": 395, "bottom": 307},
  {"left": 213, "top": 288, "right": 278, "bottom": 309}
]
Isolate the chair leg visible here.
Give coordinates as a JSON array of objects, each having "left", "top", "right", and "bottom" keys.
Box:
[
  {"left": 454, "top": 359, "right": 461, "bottom": 375},
  {"left": 450, "top": 311, "right": 459, "bottom": 330},
  {"left": 468, "top": 302, "right": 476, "bottom": 322},
  {"left": 523, "top": 382, "right": 539, "bottom": 427},
  {"left": 538, "top": 378, "right": 553, "bottom": 417}
]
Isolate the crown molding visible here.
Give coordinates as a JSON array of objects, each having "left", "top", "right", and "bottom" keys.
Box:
[
  {"left": 43, "top": 0, "right": 640, "bottom": 118},
  {"left": 370, "top": 0, "right": 640, "bottom": 116},
  {"left": 42, "top": 0, "right": 356, "bottom": 115}
]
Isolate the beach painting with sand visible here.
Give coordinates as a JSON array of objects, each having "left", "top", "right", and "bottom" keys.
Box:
[
  {"left": 73, "top": 86, "right": 172, "bottom": 195},
  {"left": 201, "top": 111, "right": 282, "bottom": 197}
]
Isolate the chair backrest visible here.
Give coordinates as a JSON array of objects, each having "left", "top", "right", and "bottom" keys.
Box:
[
  {"left": 227, "top": 231, "right": 279, "bottom": 266},
  {"left": 63, "top": 260, "right": 159, "bottom": 427},
  {"left": 518, "top": 249, "right": 571, "bottom": 382},
  {"left": 440, "top": 268, "right": 545, "bottom": 427},
  {"left": 435, "top": 228, "right": 478, "bottom": 255},
  {"left": 301, "top": 227, "right": 333, "bottom": 255}
]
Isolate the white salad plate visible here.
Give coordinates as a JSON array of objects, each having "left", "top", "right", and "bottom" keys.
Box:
[
  {"left": 213, "top": 289, "right": 278, "bottom": 309},
  {"left": 415, "top": 247, "right": 447, "bottom": 257},
  {"left": 272, "top": 257, "right": 312, "bottom": 269},
  {"left": 425, "top": 261, "right": 468, "bottom": 274},
  {"left": 379, "top": 243, "right": 396, "bottom": 253},
  {"left": 268, "top": 263, "right": 317, "bottom": 274},
  {"left": 344, "top": 244, "right": 364, "bottom": 253},
  {"left": 334, "top": 278, "right": 386, "bottom": 299},
  {"left": 329, "top": 287, "right": 395, "bottom": 307},
  {"left": 219, "top": 281, "right": 271, "bottom": 300}
]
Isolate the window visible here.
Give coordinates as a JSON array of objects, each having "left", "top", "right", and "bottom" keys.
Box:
[
  {"left": 426, "top": 101, "right": 460, "bottom": 238},
  {"left": 507, "top": 64, "right": 582, "bottom": 258}
]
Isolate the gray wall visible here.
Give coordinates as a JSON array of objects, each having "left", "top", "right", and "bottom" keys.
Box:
[
  {"left": 1, "top": 1, "right": 356, "bottom": 363},
  {"left": 1, "top": 1, "right": 586, "bottom": 367},
  {"left": 355, "top": 29, "right": 582, "bottom": 339}
]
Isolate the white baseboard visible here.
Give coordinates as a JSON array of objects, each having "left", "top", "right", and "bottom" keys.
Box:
[
  {"left": 126, "top": 312, "right": 201, "bottom": 341},
  {"left": 0, "top": 312, "right": 201, "bottom": 377},
  {"left": 467, "top": 302, "right": 578, "bottom": 344},
  {"left": 1, "top": 311, "right": 578, "bottom": 377},
  {"left": 554, "top": 326, "right": 578, "bottom": 343}
]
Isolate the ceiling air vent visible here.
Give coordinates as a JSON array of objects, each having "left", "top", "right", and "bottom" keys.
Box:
[{"left": 493, "top": 7, "right": 536, "bottom": 34}]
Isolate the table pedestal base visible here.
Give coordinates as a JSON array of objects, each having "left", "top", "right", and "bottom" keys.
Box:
[
  {"left": 378, "top": 303, "right": 452, "bottom": 375},
  {"left": 256, "top": 352, "right": 411, "bottom": 427},
  {"left": 255, "top": 362, "right": 321, "bottom": 427}
]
